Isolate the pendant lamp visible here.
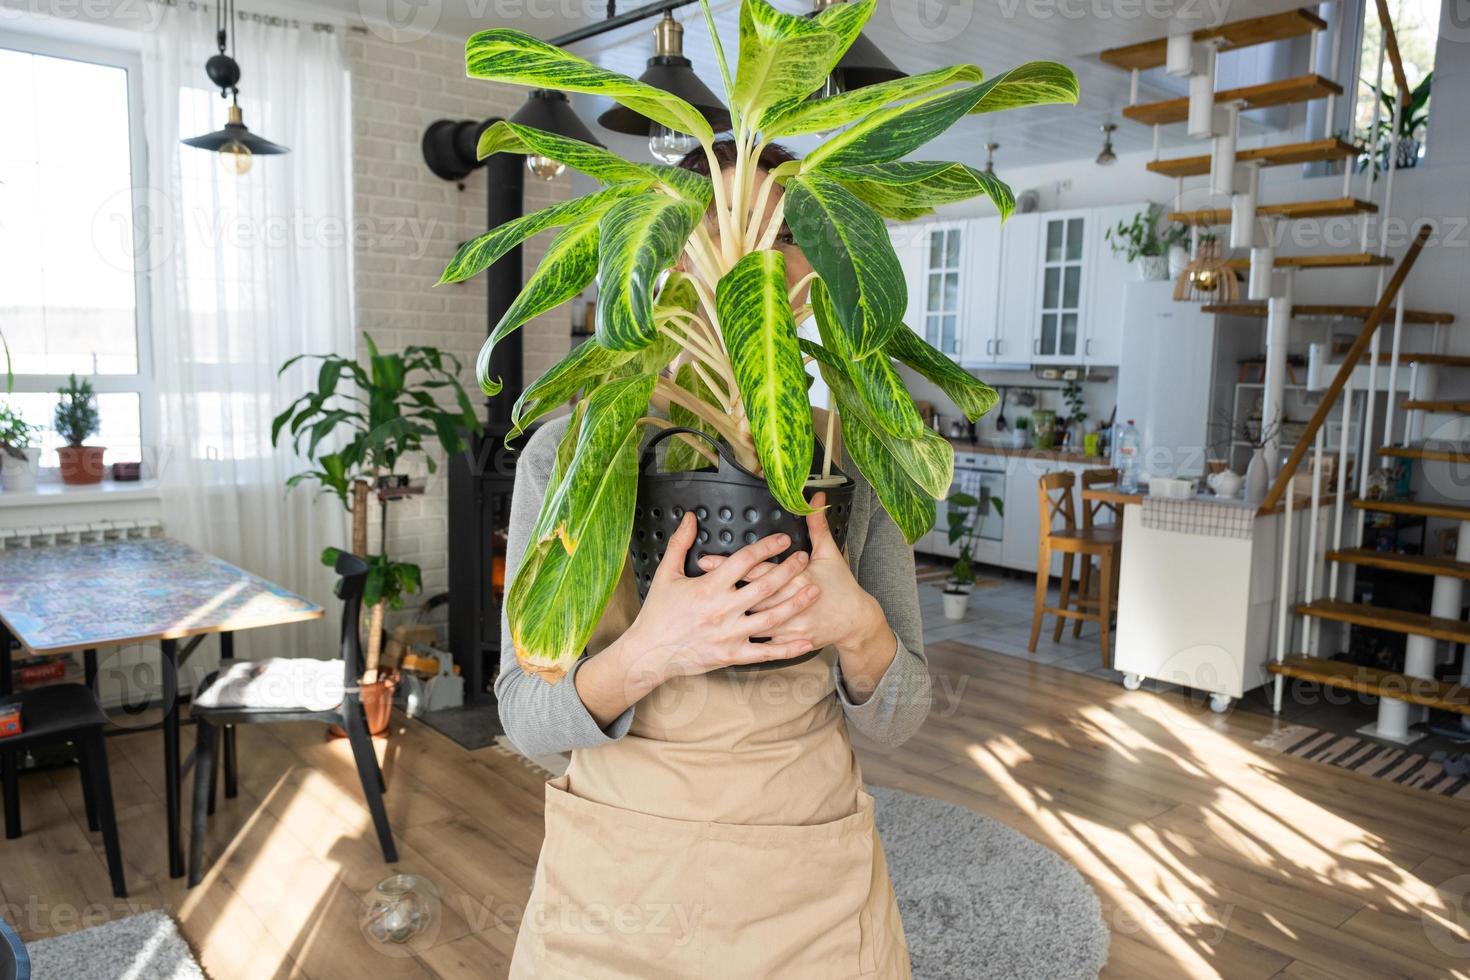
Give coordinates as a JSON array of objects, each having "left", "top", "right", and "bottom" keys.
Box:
[
  {"left": 511, "top": 90, "right": 604, "bottom": 180},
  {"left": 809, "top": 0, "right": 905, "bottom": 98},
  {"left": 1173, "top": 236, "right": 1239, "bottom": 303},
  {"left": 180, "top": 0, "right": 288, "bottom": 175},
  {"left": 597, "top": 12, "right": 731, "bottom": 164}
]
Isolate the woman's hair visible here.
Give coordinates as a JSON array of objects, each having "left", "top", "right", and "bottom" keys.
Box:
[
  {"left": 674, "top": 139, "right": 799, "bottom": 175},
  {"left": 675, "top": 139, "right": 798, "bottom": 243}
]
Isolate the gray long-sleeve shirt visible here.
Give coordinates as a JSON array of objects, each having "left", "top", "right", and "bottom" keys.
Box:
[{"left": 495, "top": 415, "right": 931, "bottom": 758}]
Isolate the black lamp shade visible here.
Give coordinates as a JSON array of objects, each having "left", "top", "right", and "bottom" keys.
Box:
[
  {"left": 834, "top": 33, "right": 904, "bottom": 89},
  {"left": 181, "top": 120, "right": 288, "bottom": 155},
  {"left": 510, "top": 90, "right": 603, "bottom": 147},
  {"left": 598, "top": 56, "right": 732, "bottom": 135}
]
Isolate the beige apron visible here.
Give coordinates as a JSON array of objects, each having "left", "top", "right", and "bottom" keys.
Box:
[{"left": 508, "top": 556, "right": 911, "bottom": 978}]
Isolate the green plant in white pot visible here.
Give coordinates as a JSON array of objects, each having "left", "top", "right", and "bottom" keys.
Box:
[
  {"left": 443, "top": 0, "right": 1078, "bottom": 681},
  {"left": 0, "top": 404, "right": 38, "bottom": 492},
  {"left": 940, "top": 489, "right": 1002, "bottom": 620},
  {"left": 1104, "top": 204, "right": 1186, "bottom": 281}
]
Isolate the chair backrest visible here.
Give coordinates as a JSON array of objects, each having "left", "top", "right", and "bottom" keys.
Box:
[
  {"left": 0, "top": 916, "right": 29, "bottom": 980},
  {"left": 1080, "top": 467, "right": 1122, "bottom": 530},
  {"left": 1037, "top": 471, "right": 1077, "bottom": 543},
  {"left": 332, "top": 550, "right": 370, "bottom": 689}
]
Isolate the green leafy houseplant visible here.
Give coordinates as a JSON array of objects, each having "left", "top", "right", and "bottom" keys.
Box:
[
  {"left": 445, "top": 0, "right": 1078, "bottom": 680},
  {"left": 1104, "top": 204, "right": 1186, "bottom": 264},
  {"left": 944, "top": 490, "right": 1003, "bottom": 589},
  {"left": 55, "top": 374, "right": 106, "bottom": 485},
  {"left": 1358, "top": 71, "right": 1431, "bottom": 173},
  {"left": 273, "top": 336, "right": 481, "bottom": 681},
  {"left": 0, "top": 405, "right": 35, "bottom": 462}
]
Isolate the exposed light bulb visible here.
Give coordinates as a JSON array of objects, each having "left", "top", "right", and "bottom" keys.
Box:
[
  {"left": 218, "top": 140, "right": 253, "bottom": 175},
  {"left": 648, "top": 122, "right": 698, "bottom": 165},
  {"left": 526, "top": 154, "right": 565, "bottom": 181},
  {"left": 1095, "top": 124, "right": 1117, "bottom": 166}
]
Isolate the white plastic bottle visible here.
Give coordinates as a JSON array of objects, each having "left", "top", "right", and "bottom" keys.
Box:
[{"left": 1115, "top": 419, "right": 1141, "bottom": 493}]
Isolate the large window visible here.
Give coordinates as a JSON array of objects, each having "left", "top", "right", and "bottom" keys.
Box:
[
  {"left": 0, "top": 35, "right": 150, "bottom": 469},
  {"left": 1354, "top": 0, "right": 1437, "bottom": 165}
]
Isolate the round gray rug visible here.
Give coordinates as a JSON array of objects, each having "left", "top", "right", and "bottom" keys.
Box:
[{"left": 871, "top": 786, "right": 1110, "bottom": 979}]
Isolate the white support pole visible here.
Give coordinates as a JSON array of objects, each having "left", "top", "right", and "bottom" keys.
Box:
[
  {"left": 1231, "top": 163, "right": 1260, "bottom": 250},
  {"left": 1262, "top": 276, "right": 1293, "bottom": 467},
  {"left": 1130, "top": 68, "right": 1140, "bottom": 106},
  {"left": 1152, "top": 124, "right": 1161, "bottom": 161},
  {"left": 1358, "top": 329, "right": 1382, "bottom": 487},
  {"left": 1382, "top": 291, "right": 1408, "bottom": 447},
  {"left": 1305, "top": 427, "right": 1326, "bottom": 655},
  {"left": 1187, "top": 45, "right": 1219, "bottom": 138},
  {"left": 1324, "top": 0, "right": 1345, "bottom": 139},
  {"left": 1406, "top": 362, "right": 1424, "bottom": 443},
  {"left": 1327, "top": 377, "right": 1352, "bottom": 600},
  {"left": 1361, "top": 571, "right": 1463, "bottom": 745},
  {"left": 1273, "top": 479, "right": 1295, "bottom": 714},
  {"left": 1211, "top": 105, "right": 1239, "bottom": 193},
  {"left": 1361, "top": 32, "right": 1387, "bottom": 213}
]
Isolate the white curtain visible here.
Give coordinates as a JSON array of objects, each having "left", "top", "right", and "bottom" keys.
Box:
[{"left": 142, "top": 7, "right": 352, "bottom": 659}]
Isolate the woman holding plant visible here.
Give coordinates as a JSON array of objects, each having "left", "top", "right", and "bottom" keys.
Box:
[{"left": 442, "top": 0, "right": 1076, "bottom": 973}]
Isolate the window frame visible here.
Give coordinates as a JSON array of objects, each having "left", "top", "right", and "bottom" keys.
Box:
[{"left": 0, "top": 28, "right": 156, "bottom": 475}]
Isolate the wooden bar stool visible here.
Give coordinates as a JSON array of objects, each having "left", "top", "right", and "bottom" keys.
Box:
[
  {"left": 1028, "top": 471, "right": 1122, "bottom": 667},
  {"left": 1073, "top": 467, "right": 1124, "bottom": 640}
]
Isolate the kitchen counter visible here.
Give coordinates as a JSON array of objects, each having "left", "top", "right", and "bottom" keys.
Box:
[
  {"left": 1081, "top": 486, "right": 1355, "bottom": 517},
  {"left": 946, "top": 439, "right": 1103, "bottom": 466}
]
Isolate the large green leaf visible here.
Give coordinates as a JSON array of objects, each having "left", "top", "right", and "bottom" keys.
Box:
[
  {"left": 716, "top": 250, "right": 814, "bottom": 515},
  {"left": 530, "top": 374, "right": 655, "bottom": 551},
  {"left": 466, "top": 29, "right": 713, "bottom": 144},
  {"left": 763, "top": 64, "right": 982, "bottom": 138},
  {"left": 439, "top": 184, "right": 638, "bottom": 285},
  {"left": 824, "top": 161, "right": 1015, "bottom": 222},
  {"left": 842, "top": 412, "right": 935, "bottom": 545},
  {"left": 506, "top": 433, "right": 644, "bottom": 676},
  {"left": 810, "top": 280, "right": 921, "bottom": 438},
  {"left": 508, "top": 338, "right": 638, "bottom": 439},
  {"left": 732, "top": 0, "right": 872, "bottom": 129},
  {"left": 476, "top": 121, "right": 712, "bottom": 206},
  {"left": 596, "top": 196, "right": 704, "bottom": 351},
  {"left": 805, "top": 62, "right": 1079, "bottom": 169},
  {"left": 885, "top": 325, "right": 999, "bottom": 422},
  {"left": 804, "top": 339, "right": 953, "bottom": 499},
  {"left": 476, "top": 209, "right": 602, "bottom": 396},
  {"left": 783, "top": 171, "right": 905, "bottom": 356}
]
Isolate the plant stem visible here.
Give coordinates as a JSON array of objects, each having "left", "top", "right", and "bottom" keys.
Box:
[
  {"left": 822, "top": 402, "right": 836, "bottom": 479},
  {"left": 755, "top": 194, "right": 788, "bottom": 251}
]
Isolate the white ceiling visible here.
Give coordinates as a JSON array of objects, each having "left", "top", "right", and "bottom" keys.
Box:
[{"left": 336, "top": 0, "right": 1324, "bottom": 169}]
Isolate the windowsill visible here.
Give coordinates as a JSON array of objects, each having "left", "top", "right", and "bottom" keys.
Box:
[{"left": 0, "top": 479, "right": 160, "bottom": 508}]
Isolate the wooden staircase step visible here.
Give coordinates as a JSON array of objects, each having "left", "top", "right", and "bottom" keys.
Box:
[
  {"left": 1267, "top": 655, "right": 1470, "bottom": 716},
  {"left": 1146, "top": 137, "right": 1359, "bottom": 178},
  {"left": 1326, "top": 548, "right": 1470, "bottom": 580},
  {"left": 1223, "top": 253, "right": 1393, "bottom": 271},
  {"left": 1202, "top": 303, "right": 1454, "bottom": 324},
  {"left": 1100, "top": 9, "right": 1327, "bottom": 70},
  {"left": 1380, "top": 443, "right": 1470, "bottom": 464},
  {"left": 1295, "top": 599, "right": 1470, "bottom": 644},
  {"left": 1403, "top": 399, "right": 1470, "bottom": 413},
  {"left": 1124, "top": 75, "right": 1343, "bottom": 126},
  {"left": 1378, "top": 352, "right": 1470, "bottom": 367},
  {"left": 1353, "top": 498, "right": 1470, "bottom": 522},
  {"left": 1170, "top": 198, "right": 1377, "bottom": 225}
]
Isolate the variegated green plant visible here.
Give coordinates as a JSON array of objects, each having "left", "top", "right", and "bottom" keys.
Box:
[{"left": 442, "top": 0, "right": 1078, "bottom": 680}]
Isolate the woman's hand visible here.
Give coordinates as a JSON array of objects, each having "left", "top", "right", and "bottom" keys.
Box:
[
  {"left": 696, "top": 493, "right": 896, "bottom": 702},
  {"left": 575, "top": 515, "right": 821, "bottom": 728}
]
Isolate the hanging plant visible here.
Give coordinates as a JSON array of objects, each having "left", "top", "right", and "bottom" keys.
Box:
[{"left": 445, "top": 0, "right": 1079, "bottom": 680}]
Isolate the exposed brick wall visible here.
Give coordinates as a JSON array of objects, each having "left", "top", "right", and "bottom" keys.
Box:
[{"left": 344, "top": 28, "right": 573, "bottom": 603}]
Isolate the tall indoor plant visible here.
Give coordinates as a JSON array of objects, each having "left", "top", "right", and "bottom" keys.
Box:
[
  {"left": 444, "top": 0, "right": 1078, "bottom": 681},
  {"left": 272, "top": 336, "right": 481, "bottom": 726},
  {"left": 55, "top": 374, "right": 106, "bottom": 485}
]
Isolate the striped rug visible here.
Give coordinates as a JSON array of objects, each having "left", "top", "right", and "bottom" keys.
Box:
[{"left": 1255, "top": 724, "right": 1470, "bottom": 799}]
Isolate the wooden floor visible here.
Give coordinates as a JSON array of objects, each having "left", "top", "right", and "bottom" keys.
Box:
[{"left": 4, "top": 641, "right": 1470, "bottom": 979}]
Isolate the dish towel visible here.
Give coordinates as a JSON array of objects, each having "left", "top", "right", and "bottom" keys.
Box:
[
  {"left": 1140, "top": 497, "right": 1255, "bottom": 540},
  {"left": 193, "top": 658, "right": 345, "bottom": 712}
]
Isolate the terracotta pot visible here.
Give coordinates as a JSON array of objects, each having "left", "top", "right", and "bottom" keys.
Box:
[
  {"left": 327, "top": 668, "right": 399, "bottom": 740},
  {"left": 57, "top": 445, "right": 106, "bottom": 485}
]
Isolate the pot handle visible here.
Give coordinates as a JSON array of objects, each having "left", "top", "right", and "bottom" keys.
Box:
[{"left": 639, "top": 426, "right": 741, "bottom": 476}]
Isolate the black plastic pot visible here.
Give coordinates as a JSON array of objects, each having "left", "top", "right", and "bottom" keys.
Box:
[{"left": 630, "top": 427, "right": 855, "bottom": 669}]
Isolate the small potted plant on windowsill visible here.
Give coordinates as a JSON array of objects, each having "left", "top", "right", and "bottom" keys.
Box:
[
  {"left": 941, "top": 489, "right": 1003, "bottom": 620},
  {"left": 0, "top": 405, "right": 39, "bottom": 492},
  {"left": 1105, "top": 204, "right": 1187, "bottom": 281},
  {"left": 55, "top": 374, "right": 105, "bottom": 485}
]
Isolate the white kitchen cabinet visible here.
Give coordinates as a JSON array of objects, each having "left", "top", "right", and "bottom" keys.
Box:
[
  {"left": 956, "top": 216, "right": 1005, "bottom": 368},
  {"left": 1000, "top": 453, "right": 1057, "bottom": 573},
  {"left": 909, "top": 221, "right": 969, "bottom": 359},
  {"left": 995, "top": 213, "right": 1040, "bottom": 366},
  {"left": 1031, "top": 210, "right": 1090, "bottom": 364}
]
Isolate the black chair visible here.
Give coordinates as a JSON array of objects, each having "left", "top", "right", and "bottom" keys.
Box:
[
  {"left": 187, "top": 550, "right": 397, "bottom": 887},
  {"left": 1, "top": 683, "right": 126, "bottom": 898},
  {"left": 0, "top": 914, "right": 29, "bottom": 980}
]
